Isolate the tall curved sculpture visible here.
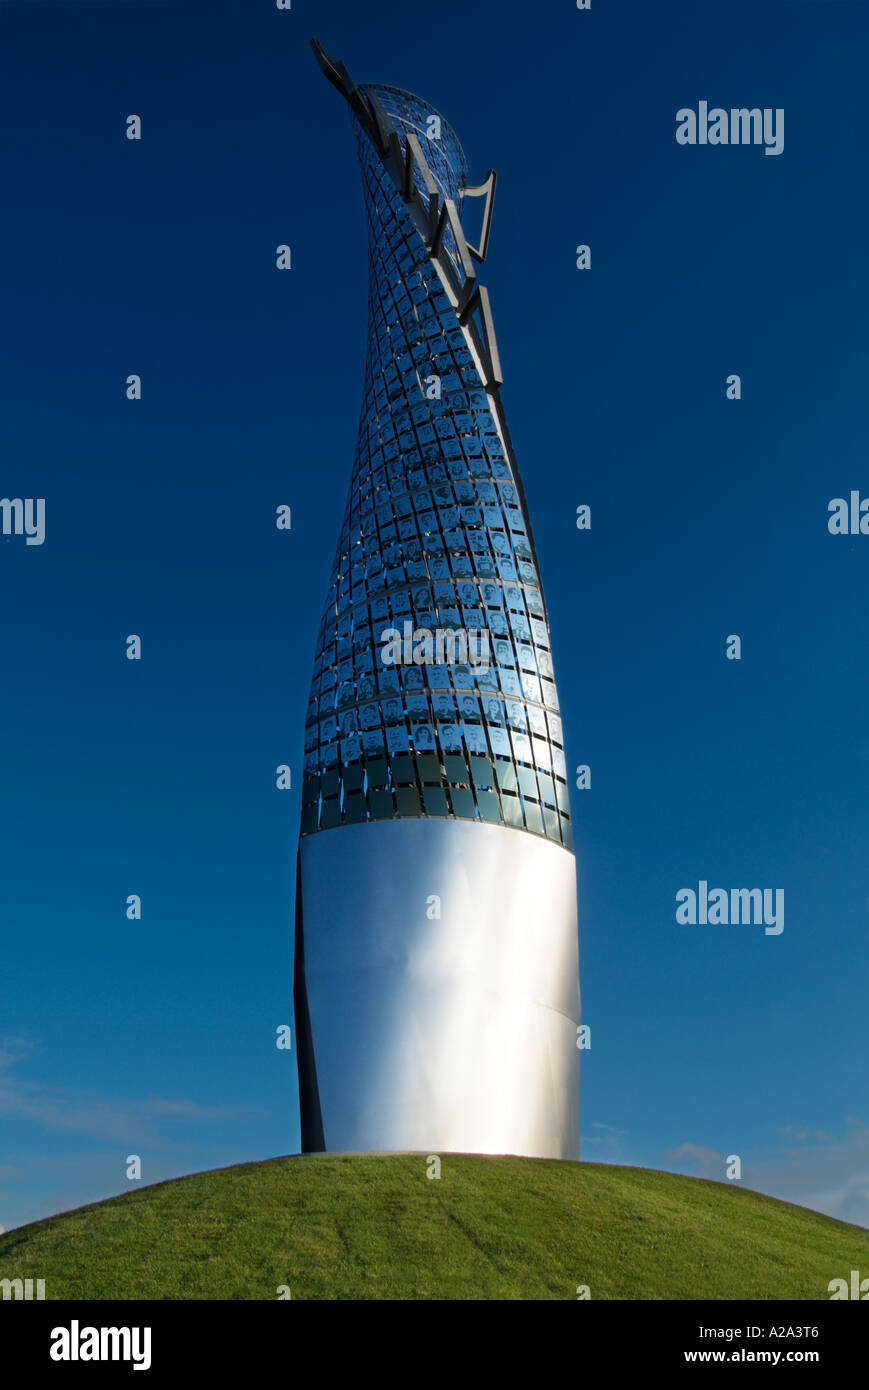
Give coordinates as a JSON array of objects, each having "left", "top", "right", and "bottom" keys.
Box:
[{"left": 294, "top": 41, "right": 581, "bottom": 1160}]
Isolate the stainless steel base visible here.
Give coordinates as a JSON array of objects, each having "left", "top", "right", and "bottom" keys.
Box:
[{"left": 295, "top": 817, "right": 580, "bottom": 1159}]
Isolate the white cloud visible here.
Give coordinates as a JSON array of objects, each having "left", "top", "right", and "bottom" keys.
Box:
[
  {"left": 663, "top": 1122, "right": 869, "bottom": 1229},
  {"left": 666, "top": 1142, "right": 723, "bottom": 1180},
  {"left": 0, "top": 1035, "right": 259, "bottom": 1145},
  {"left": 750, "top": 1118, "right": 869, "bottom": 1229}
]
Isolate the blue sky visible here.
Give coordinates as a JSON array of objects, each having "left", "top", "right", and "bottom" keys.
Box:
[{"left": 2, "top": 0, "right": 867, "bottom": 1234}]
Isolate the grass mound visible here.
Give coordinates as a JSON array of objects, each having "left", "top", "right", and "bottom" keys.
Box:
[{"left": 1, "top": 1154, "right": 865, "bottom": 1300}]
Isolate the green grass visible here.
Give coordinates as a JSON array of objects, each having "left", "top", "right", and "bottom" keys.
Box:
[{"left": 1, "top": 1154, "right": 866, "bottom": 1300}]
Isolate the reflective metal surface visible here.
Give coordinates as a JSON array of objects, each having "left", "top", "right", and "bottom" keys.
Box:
[
  {"left": 294, "top": 45, "right": 581, "bottom": 1159},
  {"left": 299, "top": 819, "right": 580, "bottom": 1159}
]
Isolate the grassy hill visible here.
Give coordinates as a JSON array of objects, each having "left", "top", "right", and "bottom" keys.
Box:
[{"left": 1, "top": 1154, "right": 866, "bottom": 1300}]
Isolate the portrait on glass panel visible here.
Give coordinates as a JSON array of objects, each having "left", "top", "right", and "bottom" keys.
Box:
[
  {"left": 340, "top": 736, "right": 361, "bottom": 764},
  {"left": 383, "top": 697, "right": 403, "bottom": 725},
  {"left": 386, "top": 725, "right": 408, "bottom": 753},
  {"left": 511, "top": 730, "right": 533, "bottom": 763},
  {"left": 527, "top": 705, "right": 547, "bottom": 737},
  {"left": 339, "top": 709, "right": 358, "bottom": 738},
  {"left": 464, "top": 725, "right": 486, "bottom": 755},
  {"left": 484, "top": 697, "right": 502, "bottom": 725},
  {"left": 488, "top": 726, "right": 511, "bottom": 758},
  {"left": 504, "top": 701, "right": 524, "bottom": 731},
  {"left": 438, "top": 722, "right": 461, "bottom": 750},
  {"left": 522, "top": 673, "right": 542, "bottom": 703},
  {"left": 377, "top": 668, "right": 399, "bottom": 693}
]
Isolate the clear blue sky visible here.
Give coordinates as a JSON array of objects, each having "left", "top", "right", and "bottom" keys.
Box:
[{"left": 2, "top": 0, "right": 867, "bottom": 1233}]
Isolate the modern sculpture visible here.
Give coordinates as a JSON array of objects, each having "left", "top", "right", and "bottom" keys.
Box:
[{"left": 294, "top": 40, "right": 581, "bottom": 1159}]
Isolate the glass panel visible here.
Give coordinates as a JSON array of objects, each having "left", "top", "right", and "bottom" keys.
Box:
[{"left": 299, "top": 100, "right": 574, "bottom": 852}]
